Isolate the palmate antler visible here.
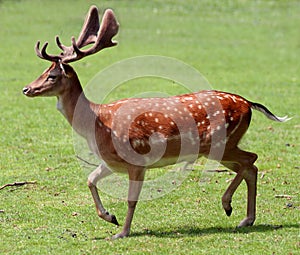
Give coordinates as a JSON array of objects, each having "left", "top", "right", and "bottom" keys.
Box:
[{"left": 35, "top": 6, "right": 119, "bottom": 63}]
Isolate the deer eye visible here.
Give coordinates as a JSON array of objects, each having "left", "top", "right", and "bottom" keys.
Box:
[{"left": 47, "top": 75, "right": 57, "bottom": 81}]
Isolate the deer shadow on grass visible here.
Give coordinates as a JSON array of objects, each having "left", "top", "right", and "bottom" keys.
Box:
[
  {"left": 92, "top": 223, "right": 299, "bottom": 240},
  {"left": 129, "top": 223, "right": 299, "bottom": 238}
]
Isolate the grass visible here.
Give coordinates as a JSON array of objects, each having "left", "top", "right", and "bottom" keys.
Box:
[{"left": 0, "top": 0, "right": 299, "bottom": 254}]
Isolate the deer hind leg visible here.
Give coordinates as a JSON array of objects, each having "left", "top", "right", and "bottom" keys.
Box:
[
  {"left": 112, "top": 166, "right": 145, "bottom": 239},
  {"left": 221, "top": 162, "right": 244, "bottom": 217},
  {"left": 87, "top": 163, "right": 119, "bottom": 225},
  {"left": 221, "top": 148, "right": 258, "bottom": 227}
]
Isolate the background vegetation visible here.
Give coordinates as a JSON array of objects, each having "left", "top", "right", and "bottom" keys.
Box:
[{"left": 0, "top": 0, "right": 299, "bottom": 254}]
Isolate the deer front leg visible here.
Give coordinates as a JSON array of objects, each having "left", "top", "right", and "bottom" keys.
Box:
[
  {"left": 87, "top": 164, "right": 119, "bottom": 225},
  {"left": 112, "top": 167, "right": 145, "bottom": 239}
]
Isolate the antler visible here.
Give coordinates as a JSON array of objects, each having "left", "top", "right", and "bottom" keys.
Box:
[{"left": 35, "top": 6, "right": 119, "bottom": 63}]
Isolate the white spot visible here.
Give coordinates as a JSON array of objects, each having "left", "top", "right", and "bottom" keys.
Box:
[
  {"left": 97, "top": 120, "right": 103, "bottom": 127},
  {"left": 230, "top": 117, "right": 234, "bottom": 121},
  {"left": 201, "top": 120, "right": 205, "bottom": 125},
  {"left": 170, "top": 121, "right": 175, "bottom": 125},
  {"left": 197, "top": 122, "right": 201, "bottom": 127},
  {"left": 228, "top": 116, "right": 242, "bottom": 137},
  {"left": 198, "top": 105, "right": 202, "bottom": 110},
  {"left": 216, "top": 125, "right": 221, "bottom": 130},
  {"left": 127, "top": 115, "right": 131, "bottom": 120},
  {"left": 225, "top": 123, "right": 230, "bottom": 129},
  {"left": 149, "top": 113, "right": 153, "bottom": 117},
  {"left": 132, "top": 139, "right": 141, "bottom": 148},
  {"left": 159, "top": 125, "right": 163, "bottom": 130},
  {"left": 155, "top": 118, "right": 159, "bottom": 123},
  {"left": 189, "top": 104, "right": 193, "bottom": 108},
  {"left": 214, "top": 142, "right": 221, "bottom": 148},
  {"left": 213, "top": 111, "right": 220, "bottom": 117}
]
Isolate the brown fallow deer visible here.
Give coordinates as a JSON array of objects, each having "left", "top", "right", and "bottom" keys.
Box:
[{"left": 23, "top": 6, "right": 289, "bottom": 239}]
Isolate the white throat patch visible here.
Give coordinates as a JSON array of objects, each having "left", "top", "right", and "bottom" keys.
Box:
[{"left": 56, "top": 97, "right": 66, "bottom": 117}]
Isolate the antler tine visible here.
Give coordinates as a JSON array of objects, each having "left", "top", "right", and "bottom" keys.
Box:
[
  {"left": 61, "top": 8, "right": 119, "bottom": 63},
  {"left": 56, "top": 36, "right": 67, "bottom": 51},
  {"left": 71, "top": 36, "right": 85, "bottom": 58},
  {"left": 35, "top": 41, "right": 60, "bottom": 62},
  {"left": 56, "top": 36, "right": 74, "bottom": 57}
]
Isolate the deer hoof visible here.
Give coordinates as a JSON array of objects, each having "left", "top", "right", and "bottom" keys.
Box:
[
  {"left": 111, "top": 215, "right": 119, "bottom": 226},
  {"left": 237, "top": 217, "right": 255, "bottom": 227},
  {"left": 111, "top": 231, "right": 128, "bottom": 240},
  {"left": 225, "top": 207, "right": 232, "bottom": 216}
]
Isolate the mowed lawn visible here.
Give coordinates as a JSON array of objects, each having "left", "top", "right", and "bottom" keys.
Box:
[{"left": 0, "top": 0, "right": 299, "bottom": 254}]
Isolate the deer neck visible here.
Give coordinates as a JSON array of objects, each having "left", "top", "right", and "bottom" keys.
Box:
[{"left": 56, "top": 76, "right": 100, "bottom": 139}]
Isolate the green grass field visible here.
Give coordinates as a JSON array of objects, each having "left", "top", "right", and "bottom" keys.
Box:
[{"left": 0, "top": 0, "right": 299, "bottom": 254}]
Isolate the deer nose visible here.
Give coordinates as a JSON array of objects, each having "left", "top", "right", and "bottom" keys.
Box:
[{"left": 22, "top": 87, "right": 30, "bottom": 95}]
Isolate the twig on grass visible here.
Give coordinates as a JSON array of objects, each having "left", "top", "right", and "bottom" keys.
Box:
[
  {"left": 0, "top": 181, "right": 37, "bottom": 190},
  {"left": 205, "top": 169, "right": 229, "bottom": 173},
  {"left": 275, "top": 194, "right": 292, "bottom": 199},
  {"left": 76, "top": 155, "right": 98, "bottom": 167}
]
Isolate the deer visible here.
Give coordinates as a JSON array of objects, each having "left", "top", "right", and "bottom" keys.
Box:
[{"left": 22, "top": 6, "right": 289, "bottom": 239}]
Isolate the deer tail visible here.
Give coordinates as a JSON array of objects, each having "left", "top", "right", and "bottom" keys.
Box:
[{"left": 250, "top": 102, "right": 291, "bottom": 122}]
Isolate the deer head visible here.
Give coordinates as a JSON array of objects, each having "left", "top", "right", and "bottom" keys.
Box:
[{"left": 23, "top": 6, "right": 119, "bottom": 98}]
